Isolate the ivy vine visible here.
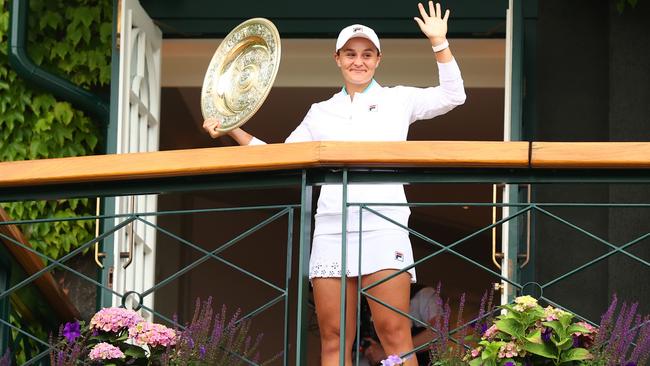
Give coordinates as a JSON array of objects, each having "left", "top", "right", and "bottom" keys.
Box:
[{"left": 0, "top": 0, "right": 111, "bottom": 260}]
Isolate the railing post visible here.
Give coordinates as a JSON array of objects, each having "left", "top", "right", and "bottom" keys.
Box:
[
  {"left": 284, "top": 208, "right": 294, "bottom": 366},
  {"left": 339, "top": 169, "right": 349, "bottom": 366},
  {"left": 295, "top": 170, "right": 313, "bottom": 366}
]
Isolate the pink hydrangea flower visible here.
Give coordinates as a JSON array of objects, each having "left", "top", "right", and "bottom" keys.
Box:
[
  {"left": 574, "top": 321, "right": 597, "bottom": 335},
  {"left": 498, "top": 342, "right": 521, "bottom": 359},
  {"left": 88, "top": 342, "right": 125, "bottom": 360},
  {"left": 483, "top": 324, "right": 499, "bottom": 339},
  {"left": 471, "top": 346, "right": 482, "bottom": 357},
  {"left": 129, "top": 321, "right": 177, "bottom": 348},
  {"left": 543, "top": 305, "right": 567, "bottom": 321},
  {"left": 512, "top": 295, "right": 538, "bottom": 311},
  {"left": 90, "top": 307, "right": 144, "bottom": 333}
]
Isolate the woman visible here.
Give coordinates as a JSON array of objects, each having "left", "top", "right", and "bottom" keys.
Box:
[{"left": 203, "top": 3, "right": 465, "bottom": 365}]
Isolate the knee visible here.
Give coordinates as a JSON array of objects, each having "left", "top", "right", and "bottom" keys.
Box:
[
  {"left": 320, "top": 325, "right": 342, "bottom": 352},
  {"left": 375, "top": 319, "right": 411, "bottom": 346}
]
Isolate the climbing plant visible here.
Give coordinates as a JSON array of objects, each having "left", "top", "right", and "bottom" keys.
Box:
[{"left": 0, "top": 0, "right": 112, "bottom": 260}]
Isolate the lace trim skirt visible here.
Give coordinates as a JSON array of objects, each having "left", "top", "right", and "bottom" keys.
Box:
[{"left": 309, "top": 230, "right": 416, "bottom": 283}]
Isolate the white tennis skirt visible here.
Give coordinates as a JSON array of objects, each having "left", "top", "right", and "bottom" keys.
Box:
[{"left": 309, "top": 230, "right": 416, "bottom": 282}]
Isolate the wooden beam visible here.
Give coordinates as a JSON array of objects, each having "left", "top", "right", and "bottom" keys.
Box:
[
  {"left": 0, "top": 142, "right": 321, "bottom": 187},
  {"left": 318, "top": 141, "right": 530, "bottom": 167},
  {"left": 531, "top": 142, "right": 650, "bottom": 168},
  {"left": 0, "top": 141, "right": 531, "bottom": 188},
  {"left": 0, "top": 208, "right": 80, "bottom": 321},
  {"left": 2, "top": 141, "right": 650, "bottom": 188}
]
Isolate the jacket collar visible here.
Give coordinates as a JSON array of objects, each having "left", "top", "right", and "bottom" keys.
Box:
[{"left": 340, "top": 79, "right": 380, "bottom": 97}]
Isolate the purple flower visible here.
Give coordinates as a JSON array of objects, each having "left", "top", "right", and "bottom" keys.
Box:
[
  {"left": 624, "top": 363, "right": 636, "bottom": 366},
  {"left": 199, "top": 345, "right": 206, "bottom": 359},
  {"left": 0, "top": 350, "right": 11, "bottom": 366},
  {"left": 505, "top": 362, "right": 515, "bottom": 366},
  {"left": 381, "top": 354, "right": 404, "bottom": 366},
  {"left": 572, "top": 334, "right": 581, "bottom": 348},
  {"left": 542, "top": 327, "right": 553, "bottom": 343},
  {"left": 62, "top": 321, "right": 81, "bottom": 343}
]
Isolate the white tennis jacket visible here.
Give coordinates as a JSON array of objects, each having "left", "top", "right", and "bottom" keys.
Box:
[{"left": 251, "top": 58, "right": 466, "bottom": 235}]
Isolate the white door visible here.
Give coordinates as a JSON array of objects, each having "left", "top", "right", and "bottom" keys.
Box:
[
  {"left": 497, "top": 0, "right": 526, "bottom": 305},
  {"left": 113, "top": 0, "right": 161, "bottom": 321}
]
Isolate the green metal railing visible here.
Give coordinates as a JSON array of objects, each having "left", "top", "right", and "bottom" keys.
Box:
[{"left": 1, "top": 166, "right": 650, "bottom": 365}]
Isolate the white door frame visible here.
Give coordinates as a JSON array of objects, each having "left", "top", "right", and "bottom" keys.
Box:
[{"left": 113, "top": 0, "right": 161, "bottom": 320}]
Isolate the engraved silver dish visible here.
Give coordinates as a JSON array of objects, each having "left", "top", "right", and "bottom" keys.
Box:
[{"left": 201, "top": 18, "right": 281, "bottom": 132}]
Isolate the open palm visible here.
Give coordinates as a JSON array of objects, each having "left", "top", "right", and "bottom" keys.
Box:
[{"left": 414, "top": 1, "right": 449, "bottom": 41}]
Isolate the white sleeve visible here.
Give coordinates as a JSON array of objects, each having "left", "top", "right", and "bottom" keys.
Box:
[
  {"left": 248, "top": 137, "right": 267, "bottom": 145},
  {"left": 410, "top": 287, "right": 442, "bottom": 327},
  {"left": 285, "top": 108, "right": 315, "bottom": 143},
  {"left": 406, "top": 57, "right": 466, "bottom": 123}
]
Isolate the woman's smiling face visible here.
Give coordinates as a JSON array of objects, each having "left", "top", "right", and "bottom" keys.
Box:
[{"left": 334, "top": 37, "right": 381, "bottom": 89}]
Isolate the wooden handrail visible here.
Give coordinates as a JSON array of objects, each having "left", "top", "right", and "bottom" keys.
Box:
[
  {"left": 0, "top": 141, "right": 534, "bottom": 188},
  {"left": 1, "top": 141, "right": 649, "bottom": 189},
  {"left": 531, "top": 142, "right": 650, "bottom": 168},
  {"left": 0, "top": 208, "right": 80, "bottom": 321}
]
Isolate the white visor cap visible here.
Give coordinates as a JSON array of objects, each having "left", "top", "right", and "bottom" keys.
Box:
[{"left": 335, "top": 24, "right": 381, "bottom": 53}]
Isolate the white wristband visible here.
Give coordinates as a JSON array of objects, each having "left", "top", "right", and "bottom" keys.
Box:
[{"left": 432, "top": 39, "right": 449, "bottom": 53}]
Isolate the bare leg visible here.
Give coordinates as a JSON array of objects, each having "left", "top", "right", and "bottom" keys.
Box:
[
  {"left": 312, "top": 277, "right": 359, "bottom": 366},
  {"left": 363, "top": 270, "right": 417, "bottom": 366}
]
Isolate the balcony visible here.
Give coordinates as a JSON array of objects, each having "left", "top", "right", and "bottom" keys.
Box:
[{"left": 1, "top": 141, "right": 649, "bottom": 365}]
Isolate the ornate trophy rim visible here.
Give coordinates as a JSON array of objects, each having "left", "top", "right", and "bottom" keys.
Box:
[{"left": 200, "top": 18, "right": 281, "bottom": 132}]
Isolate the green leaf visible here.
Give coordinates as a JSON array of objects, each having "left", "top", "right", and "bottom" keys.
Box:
[
  {"left": 523, "top": 340, "right": 557, "bottom": 359},
  {"left": 555, "top": 336, "right": 573, "bottom": 351},
  {"left": 51, "top": 42, "right": 70, "bottom": 60},
  {"left": 53, "top": 102, "right": 74, "bottom": 124},
  {"left": 34, "top": 117, "right": 52, "bottom": 133},
  {"left": 543, "top": 320, "right": 566, "bottom": 340},
  {"left": 559, "top": 347, "right": 592, "bottom": 363},
  {"left": 558, "top": 312, "right": 573, "bottom": 329},
  {"left": 29, "top": 139, "right": 49, "bottom": 159},
  {"left": 567, "top": 324, "right": 591, "bottom": 335},
  {"left": 67, "top": 24, "right": 83, "bottom": 46},
  {"left": 525, "top": 328, "right": 543, "bottom": 343},
  {"left": 122, "top": 345, "right": 146, "bottom": 358},
  {"left": 74, "top": 7, "right": 96, "bottom": 28},
  {"left": 100, "top": 22, "right": 112, "bottom": 43},
  {"left": 496, "top": 318, "right": 525, "bottom": 339},
  {"left": 39, "top": 11, "right": 62, "bottom": 31},
  {"left": 469, "top": 358, "right": 484, "bottom": 366}
]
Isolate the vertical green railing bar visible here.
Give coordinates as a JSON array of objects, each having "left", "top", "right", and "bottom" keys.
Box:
[
  {"left": 295, "top": 170, "right": 313, "bottom": 366},
  {"left": 283, "top": 208, "right": 294, "bottom": 366},
  {"left": 339, "top": 169, "right": 349, "bottom": 366},
  {"left": 355, "top": 204, "right": 364, "bottom": 366}
]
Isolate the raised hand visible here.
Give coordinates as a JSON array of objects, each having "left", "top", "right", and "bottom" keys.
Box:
[
  {"left": 413, "top": 1, "right": 450, "bottom": 44},
  {"left": 202, "top": 117, "right": 226, "bottom": 139}
]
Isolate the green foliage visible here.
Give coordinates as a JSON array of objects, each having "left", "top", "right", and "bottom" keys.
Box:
[
  {"left": 467, "top": 296, "right": 595, "bottom": 366},
  {"left": 0, "top": 0, "right": 111, "bottom": 260},
  {"left": 9, "top": 311, "right": 49, "bottom": 365}
]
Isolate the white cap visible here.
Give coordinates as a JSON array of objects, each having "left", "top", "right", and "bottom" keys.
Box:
[{"left": 335, "top": 24, "right": 381, "bottom": 52}]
